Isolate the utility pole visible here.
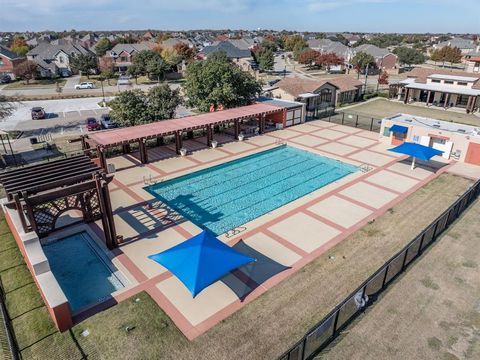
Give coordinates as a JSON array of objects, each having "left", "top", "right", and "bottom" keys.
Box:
[{"left": 364, "top": 63, "right": 369, "bottom": 95}]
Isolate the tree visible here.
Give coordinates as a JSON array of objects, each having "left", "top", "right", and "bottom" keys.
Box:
[
  {"left": 393, "top": 46, "right": 425, "bottom": 66},
  {"left": 147, "top": 57, "right": 168, "bottom": 82},
  {"left": 126, "top": 64, "right": 141, "bottom": 84},
  {"left": 298, "top": 49, "right": 321, "bottom": 69},
  {"left": 255, "top": 47, "right": 274, "bottom": 72},
  {"left": 284, "top": 35, "right": 307, "bottom": 52},
  {"left": 0, "top": 95, "right": 15, "bottom": 120},
  {"left": 378, "top": 70, "right": 389, "bottom": 85},
  {"left": 10, "top": 36, "right": 29, "bottom": 56},
  {"left": 351, "top": 51, "right": 376, "bottom": 78},
  {"left": 321, "top": 52, "right": 344, "bottom": 72},
  {"left": 184, "top": 51, "right": 261, "bottom": 112},
  {"left": 95, "top": 38, "right": 112, "bottom": 56},
  {"left": 161, "top": 47, "right": 181, "bottom": 69},
  {"left": 109, "top": 89, "right": 149, "bottom": 126},
  {"left": 146, "top": 84, "right": 182, "bottom": 120},
  {"left": 293, "top": 42, "right": 308, "bottom": 61},
  {"left": 430, "top": 46, "right": 462, "bottom": 66},
  {"left": 260, "top": 39, "right": 277, "bottom": 53},
  {"left": 131, "top": 50, "right": 163, "bottom": 78},
  {"left": 70, "top": 53, "right": 98, "bottom": 78},
  {"left": 98, "top": 56, "right": 114, "bottom": 73},
  {"left": 173, "top": 43, "right": 196, "bottom": 62},
  {"left": 100, "top": 69, "right": 114, "bottom": 85},
  {"left": 13, "top": 60, "right": 38, "bottom": 84}
]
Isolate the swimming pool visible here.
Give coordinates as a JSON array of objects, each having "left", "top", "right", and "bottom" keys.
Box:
[
  {"left": 147, "top": 145, "right": 358, "bottom": 235},
  {"left": 42, "top": 231, "right": 126, "bottom": 312}
]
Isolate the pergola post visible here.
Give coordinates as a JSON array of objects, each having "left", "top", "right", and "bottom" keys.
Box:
[
  {"left": 472, "top": 97, "right": 478, "bottom": 112},
  {"left": 259, "top": 114, "right": 266, "bottom": 134},
  {"left": 175, "top": 131, "right": 183, "bottom": 155},
  {"left": 139, "top": 138, "right": 148, "bottom": 164},
  {"left": 234, "top": 119, "right": 240, "bottom": 140},
  {"left": 13, "top": 193, "right": 28, "bottom": 233},
  {"left": 404, "top": 88, "right": 409, "bottom": 104},
  {"left": 97, "top": 146, "right": 107, "bottom": 171},
  {"left": 444, "top": 93, "right": 450, "bottom": 109},
  {"left": 94, "top": 175, "right": 114, "bottom": 249},
  {"left": 206, "top": 125, "right": 213, "bottom": 147},
  {"left": 101, "top": 179, "right": 118, "bottom": 248},
  {"left": 426, "top": 91, "right": 431, "bottom": 106}
]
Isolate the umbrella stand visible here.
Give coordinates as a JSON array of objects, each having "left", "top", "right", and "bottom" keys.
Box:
[{"left": 411, "top": 156, "right": 416, "bottom": 170}]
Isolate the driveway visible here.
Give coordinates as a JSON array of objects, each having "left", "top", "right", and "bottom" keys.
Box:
[{"left": 63, "top": 74, "right": 81, "bottom": 90}]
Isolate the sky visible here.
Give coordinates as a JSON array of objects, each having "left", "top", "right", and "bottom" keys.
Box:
[{"left": 1, "top": 0, "right": 479, "bottom": 33}]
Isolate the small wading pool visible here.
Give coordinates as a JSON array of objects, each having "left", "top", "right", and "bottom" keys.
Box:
[
  {"left": 42, "top": 231, "right": 127, "bottom": 312},
  {"left": 147, "top": 145, "right": 358, "bottom": 235}
]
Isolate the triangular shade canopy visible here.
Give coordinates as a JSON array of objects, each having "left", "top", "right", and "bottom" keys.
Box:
[
  {"left": 388, "top": 142, "right": 443, "bottom": 161},
  {"left": 148, "top": 230, "right": 256, "bottom": 297}
]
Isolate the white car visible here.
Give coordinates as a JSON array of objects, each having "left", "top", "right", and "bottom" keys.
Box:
[{"left": 75, "top": 82, "right": 95, "bottom": 90}]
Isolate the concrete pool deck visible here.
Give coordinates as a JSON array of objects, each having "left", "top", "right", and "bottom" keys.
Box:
[{"left": 85, "top": 119, "right": 465, "bottom": 339}]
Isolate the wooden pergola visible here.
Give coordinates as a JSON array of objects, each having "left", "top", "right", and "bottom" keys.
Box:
[
  {"left": 83, "top": 103, "right": 285, "bottom": 170},
  {"left": 0, "top": 155, "right": 119, "bottom": 249}
]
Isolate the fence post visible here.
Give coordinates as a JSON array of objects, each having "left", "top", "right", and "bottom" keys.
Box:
[
  {"left": 355, "top": 115, "right": 359, "bottom": 128},
  {"left": 341, "top": 113, "right": 345, "bottom": 125},
  {"left": 370, "top": 118, "right": 374, "bottom": 131}
]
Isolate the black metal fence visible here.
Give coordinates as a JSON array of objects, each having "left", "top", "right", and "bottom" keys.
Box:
[
  {"left": 279, "top": 179, "right": 480, "bottom": 360},
  {"left": 326, "top": 112, "right": 383, "bottom": 132},
  {"left": 0, "top": 278, "right": 20, "bottom": 360}
]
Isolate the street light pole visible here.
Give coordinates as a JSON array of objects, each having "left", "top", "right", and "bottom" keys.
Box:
[{"left": 101, "top": 79, "right": 105, "bottom": 107}]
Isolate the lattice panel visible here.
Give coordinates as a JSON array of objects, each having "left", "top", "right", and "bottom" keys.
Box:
[{"left": 31, "top": 189, "right": 102, "bottom": 237}]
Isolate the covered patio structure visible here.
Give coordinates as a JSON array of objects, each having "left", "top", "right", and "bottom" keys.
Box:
[{"left": 83, "top": 103, "right": 285, "bottom": 170}]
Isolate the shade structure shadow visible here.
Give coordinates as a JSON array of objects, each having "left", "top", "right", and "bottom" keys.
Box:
[
  {"left": 398, "top": 157, "right": 448, "bottom": 172},
  {"left": 221, "top": 240, "right": 290, "bottom": 301},
  {"left": 117, "top": 199, "right": 185, "bottom": 242},
  {"left": 146, "top": 193, "right": 223, "bottom": 233}
]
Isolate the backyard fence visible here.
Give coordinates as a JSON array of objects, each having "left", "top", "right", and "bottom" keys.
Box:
[
  {"left": 326, "top": 111, "right": 383, "bottom": 132},
  {"left": 0, "top": 278, "right": 20, "bottom": 360},
  {"left": 279, "top": 179, "right": 480, "bottom": 360}
]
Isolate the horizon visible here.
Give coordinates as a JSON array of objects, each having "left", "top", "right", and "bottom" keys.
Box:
[{"left": 1, "top": 0, "right": 479, "bottom": 34}]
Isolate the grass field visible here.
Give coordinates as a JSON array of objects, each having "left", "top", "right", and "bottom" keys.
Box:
[
  {"left": 340, "top": 98, "right": 480, "bottom": 126},
  {"left": 322, "top": 198, "right": 480, "bottom": 360},
  {"left": 4, "top": 79, "right": 67, "bottom": 90},
  {"left": 0, "top": 173, "right": 473, "bottom": 360}
]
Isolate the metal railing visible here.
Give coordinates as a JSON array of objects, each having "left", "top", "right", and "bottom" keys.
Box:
[
  {"left": 326, "top": 112, "right": 383, "bottom": 132},
  {"left": 279, "top": 179, "right": 480, "bottom": 360}
]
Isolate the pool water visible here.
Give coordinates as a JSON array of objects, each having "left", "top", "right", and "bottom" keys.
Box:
[
  {"left": 42, "top": 231, "right": 126, "bottom": 312},
  {"left": 147, "top": 145, "right": 358, "bottom": 235}
]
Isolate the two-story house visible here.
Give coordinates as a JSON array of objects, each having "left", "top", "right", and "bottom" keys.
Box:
[
  {"left": 106, "top": 42, "right": 154, "bottom": 73},
  {"left": 353, "top": 44, "right": 398, "bottom": 70},
  {"left": 26, "top": 43, "right": 92, "bottom": 78},
  {"left": 0, "top": 45, "right": 26, "bottom": 80}
]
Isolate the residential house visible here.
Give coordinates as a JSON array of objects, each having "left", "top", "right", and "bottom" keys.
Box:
[
  {"left": 431, "top": 37, "right": 476, "bottom": 55},
  {"left": 106, "top": 42, "right": 155, "bottom": 73},
  {"left": 463, "top": 47, "right": 480, "bottom": 73},
  {"left": 160, "top": 38, "right": 194, "bottom": 49},
  {"left": 26, "top": 42, "right": 92, "bottom": 78},
  {"left": 0, "top": 45, "right": 26, "bottom": 79},
  {"left": 271, "top": 76, "right": 363, "bottom": 119},
  {"left": 80, "top": 33, "right": 99, "bottom": 49},
  {"left": 307, "top": 38, "right": 352, "bottom": 70},
  {"left": 391, "top": 67, "right": 480, "bottom": 113},
  {"left": 198, "top": 41, "right": 254, "bottom": 72},
  {"left": 353, "top": 44, "right": 398, "bottom": 70}
]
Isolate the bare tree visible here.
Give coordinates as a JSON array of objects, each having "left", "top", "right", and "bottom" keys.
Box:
[{"left": 0, "top": 95, "right": 15, "bottom": 120}]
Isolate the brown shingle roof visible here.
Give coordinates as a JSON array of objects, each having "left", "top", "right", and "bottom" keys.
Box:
[
  {"left": 406, "top": 67, "right": 480, "bottom": 89},
  {"left": 275, "top": 76, "right": 362, "bottom": 97}
]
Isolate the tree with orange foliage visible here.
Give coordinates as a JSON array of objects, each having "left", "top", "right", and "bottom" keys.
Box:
[
  {"left": 378, "top": 70, "right": 389, "bottom": 85},
  {"left": 298, "top": 49, "right": 322, "bottom": 69},
  {"left": 10, "top": 36, "right": 29, "bottom": 56},
  {"left": 173, "top": 43, "right": 196, "bottom": 62}
]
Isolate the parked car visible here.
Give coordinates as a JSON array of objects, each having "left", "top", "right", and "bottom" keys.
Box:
[
  {"left": 0, "top": 74, "right": 11, "bottom": 84},
  {"left": 75, "top": 82, "right": 95, "bottom": 90},
  {"left": 100, "top": 114, "right": 118, "bottom": 129},
  {"left": 31, "top": 107, "right": 46, "bottom": 120},
  {"left": 86, "top": 117, "right": 101, "bottom": 131},
  {"left": 117, "top": 75, "right": 131, "bottom": 85}
]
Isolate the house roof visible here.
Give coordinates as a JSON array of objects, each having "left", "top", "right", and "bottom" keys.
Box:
[
  {"left": 200, "top": 41, "right": 251, "bottom": 59},
  {"left": 27, "top": 42, "right": 91, "bottom": 58},
  {"left": 0, "top": 45, "right": 23, "bottom": 60},
  {"left": 355, "top": 44, "right": 392, "bottom": 58},
  {"left": 405, "top": 67, "right": 480, "bottom": 90},
  {"left": 160, "top": 38, "right": 192, "bottom": 49},
  {"left": 435, "top": 37, "right": 475, "bottom": 50},
  {"left": 307, "top": 39, "right": 350, "bottom": 58},
  {"left": 275, "top": 76, "right": 362, "bottom": 97},
  {"left": 109, "top": 42, "right": 152, "bottom": 56}
]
